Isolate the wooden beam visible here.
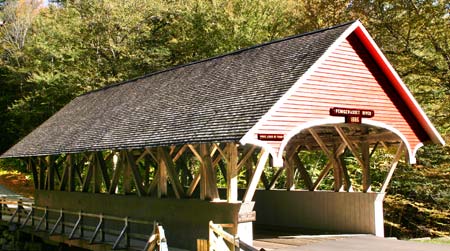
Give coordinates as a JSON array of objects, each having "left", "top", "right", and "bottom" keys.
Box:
[
  {"left": 59, "top": 158, "right": 68, "bottom": 191},
  {"left": 126, "top": 151, "right": 146, "bottom": 197},
  {"left": 135, "top": 149, "right": 149, "bottom": 164},
  {"left": 96, "top": 152, "right": 111, "bottom": 191},
  {"left": 47, "top": 156, "right": 55, "bottom": 190},
  {"left": 82, "top": 158, "right": 94, "bottom": 193},
  {"left": 186, "top": 173, "right": 201, "bottom": 197},
  {"left": 312, "top": 161, "right": 332, "bottom": 190},
  {"left": 290, "top": 153, "right": 314, "bottom": 191},
  {"left": 68, "top": 154, "right": 76, "bottom": 192},
  {"left": 200, "top": 144, "right": 219, "bottom": 201},
  {"left": 260, "top": 172, "right": 270, "bottom": 190},
  {"left": 30, "top": 158, "right": 39, "bottom": 190},
  {"left": 335, "top": 126, "right": 365, "bottom": 167},
  {"left": 213, "top": 143, "right": 228, "bottom": 164},
  {"left": 361, "top": 140, "right": 371, "bottom": 192},
  {"left": 269, "top": 167, "right": 285, "bottom": 190},
  {"left": 157, "top": 151, "right": 168, "bottom": 198},
  {"left": 243, "top": 150, "right": 269, "bottom": 202},
  {"left": 38, "top": 157, "right": 46, "bottom": 190},
  {"left": 172, "top": 145, "right": 187, "bottom": 162},
  {"left": 109, "top": 153, "right": 123, "bottom": 194},
  {"left": 158, "top": 147, "right": 185, "bottom": 199},
  {"left": 93, "top": 157, "right": 101, "bottom": 193},
  {"left": 308, "top": 128, "right": 333, "bottom": 157},
  {"left": 285, "top": 145, "right": 301, "bottom": 191},
  {"left": 148, "top": 172, "right": 159, "bottom": 196},
  {"left": 188, "top": 144, "right": 204, "bottom": 165},
  {"left": 237, "top": 145, "right": 256, "bottom": 170},
  {"left": 226, "top": 143, "right": 239, "bottom": 202},
  {"left": 245, "top": 156, "right": 254, "bottom": 187},
  {"left": 339, "top": 152, "right": 353, "bottom": 192},
  {"left": 380, "top": 142, "right": 404, "bottom": 193}
]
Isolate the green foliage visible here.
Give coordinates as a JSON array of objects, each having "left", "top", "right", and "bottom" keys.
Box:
[{"left": 0, "top": 0, "right": 448, "bottom": 238}]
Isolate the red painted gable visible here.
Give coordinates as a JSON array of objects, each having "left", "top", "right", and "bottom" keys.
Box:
[{"left": 241, "top": 23, "right": 441, "bottom": 166}]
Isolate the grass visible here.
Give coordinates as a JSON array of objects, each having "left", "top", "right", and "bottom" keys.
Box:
[{"left": 411, "top": 237, "right": 450, "bottom": 245}]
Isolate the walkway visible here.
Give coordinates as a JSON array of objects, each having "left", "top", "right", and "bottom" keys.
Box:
[{"left": 254, "top": 234, "right": 450, "bottom": 251}]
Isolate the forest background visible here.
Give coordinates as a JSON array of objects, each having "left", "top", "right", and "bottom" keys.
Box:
[{"left": 0, "top": 0, "right": 448, "bottom": 239}]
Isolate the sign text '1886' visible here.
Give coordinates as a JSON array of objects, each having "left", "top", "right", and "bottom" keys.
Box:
[{"left": 329, "top": 107, "right": 374, "bottom": 124}]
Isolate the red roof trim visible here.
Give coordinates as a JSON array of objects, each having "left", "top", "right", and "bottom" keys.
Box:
[{"left": 353, "top": 23, "right": 444, "bottom": 145}]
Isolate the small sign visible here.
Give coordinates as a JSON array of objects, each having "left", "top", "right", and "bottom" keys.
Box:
[
  {"left": 238, "top": 211, "right": 256, "bottom": 223},
  {"left": 330, "top": 107, "right": 374, "bottom": 124},
  {"left": 257, "top": 134, "right": 284, "bottom": 141}
]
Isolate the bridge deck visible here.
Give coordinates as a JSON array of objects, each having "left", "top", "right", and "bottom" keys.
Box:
[{"left": 253, "top": 234, "right": 449, "bottom": 251}]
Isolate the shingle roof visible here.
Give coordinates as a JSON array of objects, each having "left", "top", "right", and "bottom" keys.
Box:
[{"left": 1, "top": 21, "right": 355, "bottom": 158}]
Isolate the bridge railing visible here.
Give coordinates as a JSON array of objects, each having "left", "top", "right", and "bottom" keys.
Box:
[
  {"left": 208, "top": 221, "right": 264, "bottom": 251},
  {"left": 0, "top": 198, "right": 167, "bottom": 251}
]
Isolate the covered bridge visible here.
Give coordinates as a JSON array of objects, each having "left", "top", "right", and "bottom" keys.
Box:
[{"left": 1, "top": 21, "right": 444, "bottom": 250}]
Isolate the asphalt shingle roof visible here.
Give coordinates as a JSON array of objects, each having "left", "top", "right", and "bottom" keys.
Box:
[{"left": 1, "top": 22, "right": 354, "bottom": 158}]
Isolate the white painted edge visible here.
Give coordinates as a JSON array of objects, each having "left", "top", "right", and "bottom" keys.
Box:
[
  {"left": 355, "top": 24, "right": 445, "bottom": 146},
  {"left": 240, "top": 21, "right": 362, "bottom": 166}
]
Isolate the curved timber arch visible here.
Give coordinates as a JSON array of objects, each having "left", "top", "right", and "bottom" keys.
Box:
[{"left": 276, "top": 118, "right": 415, "bottom": 166}]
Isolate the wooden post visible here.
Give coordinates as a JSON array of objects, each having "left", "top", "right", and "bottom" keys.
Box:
[
  {"left": 226, "top": 143, "right": 239, "bottom": 202},
  {"left": 380, "top": 142, "right": 404, "bottom": 193},
  {"left": 127, "top": 151, "right": 146, "bottom": 197},
  {"left": 243, "top": 150, "right": 269, "bottom": 202},
  {"left": 361, "top": 141, "right": 371, "bottom": 192},
  {"left": 157, "top": 149, "right": 168, "bottom": 198},
  {"left": 339, "top": 152, "right": 353, "bottom": 192},
  {"left": 68, "top": 154, "right": 76, "bottom": 192},
  {"left": 47, "top": 156, "right": 55, "bottom": 191},
  {"left": 200, "top": 144, "right": 219, "bottom": 201},
  {"left": 38, "top": 157, "right": 46, "bottom": 190},
  {"left": 158, "top": 147, "right": 185, "bottom": 199},
  {"left": 30, "top": 158, "right": 39, "bottom": 190},
  {"left": 285, "top": 157, "right": 295, "bottom": 191},
  {"left": 122, "top": 151, "right": 132, "bottom": 194}
]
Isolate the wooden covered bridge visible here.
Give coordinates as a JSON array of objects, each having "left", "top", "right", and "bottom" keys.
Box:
[{"left": 0, "top": 21, "right": 444, "bottom": 250}]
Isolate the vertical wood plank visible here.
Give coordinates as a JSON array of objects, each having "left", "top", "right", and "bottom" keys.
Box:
[
  {"left": 243, "top": 150, "right": 269, "bottom": 202},
  {"left": 59, "top": 159, "right": 68, "bottom": 191},
  {"left": 380, "top": 142, "right": 404, "bottom": 193},
  {"left": 30, "top": 158, "right": 39, "bottom": 190},
  {"left": 93, "top": 156, "right": 101, "bottom": 193},
  {"left": 157, "top": 149, "right": 168, "bottom": 198},
  {"left": 109, "top": 153, "right": 122, "bottom": 194},
  {"left": 200, "top": 144, "right": 219, "bottom": 201},
  {"left": 122, "top": 151, "right": 132, "bottom": 194},
  {"left": 68, "top": 154, "right": 76, "bottom": 192},
  {"left": 126, "top": 151, "right": 146, "bottom": 197},
  {"left": 96, "top": 152, "right": 111, "bottom": 191},
  {"left": 38, "top": 157, "right": 46, "bottom": 190},
  {"left": 361, "top": 141, "right": 371, "bottom": 192},
  {"left": 47, "top": 156, "right": 55, "bottom": 191},
  {"left": 82, "top": 159, "right": 94, "bottom": 193},
  {"left": 290, "top": 154, "right": 314, "bottom": 191},
  {"left": 159, "top": 147, "right": 185, "bottom": 199},
  {"left": 226, "top": 143, "right": 239, "bottom": 202}
]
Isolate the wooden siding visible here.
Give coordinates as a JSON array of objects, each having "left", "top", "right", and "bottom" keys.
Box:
[
  {"left": 252, "top": 33, "right": 429, "bottom": 157},
  {"left": 253, "top": 190, "right": 385, "bottom": 236}
]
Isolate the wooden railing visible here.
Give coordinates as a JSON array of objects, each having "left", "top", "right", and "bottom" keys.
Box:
[
  {"left": 208, "top": 221, "right": 264, "bottom": 251},
  {"left": 0, "top": 198, "right": 167, "bottom": 251}
]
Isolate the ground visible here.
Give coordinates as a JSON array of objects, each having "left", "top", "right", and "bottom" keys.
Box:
[{"left": 0, "top": 170, "right": 34, "bottom": 198}]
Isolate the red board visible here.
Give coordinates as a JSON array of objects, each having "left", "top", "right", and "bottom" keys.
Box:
[{"left": 258, "top": 134, "right": 284, "bottom": 141}]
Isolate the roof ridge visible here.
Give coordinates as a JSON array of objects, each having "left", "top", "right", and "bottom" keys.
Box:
[{"left": 80, "top": 20, "right": 357, "bottom": 96}]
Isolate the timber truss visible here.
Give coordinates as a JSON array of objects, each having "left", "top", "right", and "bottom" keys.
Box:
[{"left": 26, "top": 124, "right": 406, "bottom": 202}]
